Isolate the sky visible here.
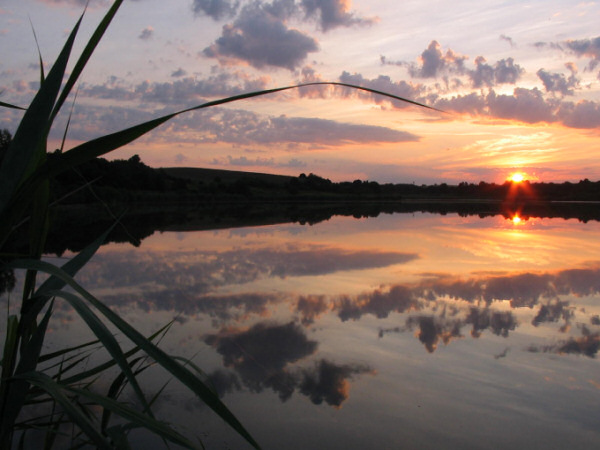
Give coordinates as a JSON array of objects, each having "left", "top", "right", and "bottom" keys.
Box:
[{"left": 1, "top": 0, "right": 600, "bottom": 184}]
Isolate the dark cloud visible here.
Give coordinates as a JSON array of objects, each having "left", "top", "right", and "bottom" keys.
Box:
[
  {"left": 241, "top": 115, "right": 420, "bottom": 145},
  {"left": 337, "top": 285, "right": 419, "bottom": 322},
  {"left": 469, "top": 56, "right": 524, "bottom": 88},
  {"left": 263, "top": 0, "right": 298, "bottom": 20},
  {"left": 81, "top": 72, "right": 269, "bottom": 105},
  {"left": 483, "top": 272, "right": 555, "bottom": 307},
  {"left": 206, "top": 355, "right": 372, "bottom": 408},
  {"left": 207, "top": 369, "right": 242, "bottom": 397},
  {"left": 170, "top": 68, "right": 187, "bottom": 77},
  {"left": 528, "top": 327, "right": 600, "bottom": 358},
  {"left": 405, "top": 41, "right": 468, "bottom": 79},
  {"left": 138, "top": 26, "right": 154, "bottom": 41},
  {"left": 81, "top": 245, "right": 417, "bottom": 319},
  {"left": 299, "top": 359, "right": 372, "bottom": 407},
  {"left": 64, "top": 86, "right": 422, "bottom": 144},
  {"left": 435, "top": 87, "right": 557, "bottom": 125},
  {"left": 465, "top": 307, "right": 517, "bottom": 338},
  {"left": 253, "top": 245, "right": 418, "bottom": 278},
  {"left": 537, "top": 67, "right": 579, "bottom": 96},
  {"left": 557, "top": 100, "right": 600, "bottom": 129},
  {"left": 406, "top": 315, "right": 463, "bottom": 353},
  {"left": 564, "top": 36, "right": 600, "bottom": 71},
  {"left": 204, "top": 322, "right": 372, "bottom": 406},
  {"left": 192, "top": 0, "right": 240, "bottom": 20},
  {"left": 301, "top": 0, "right": 377, "bottom": 32},
  {"left": 297, "top": 295, "right": 330, "bottom": 325},
  {"left": 434, "top": 86, "right": 600, "bottom": 129},
  {"left": 205, "top": 322, "right": 317, "bottom": 400},
  {"left": 500, "top": 34, "right": 516, "bottom": 48},
  {"left": 531, "top": 300, "right": 574, "bottom": 329},
  {"left": 203, "top": 3, "right": 318, "bottom": 70}
]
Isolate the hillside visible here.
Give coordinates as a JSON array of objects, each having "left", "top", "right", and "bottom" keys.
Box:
[{"left": 163, "top": 167, "right": 294, "bottom": 185}]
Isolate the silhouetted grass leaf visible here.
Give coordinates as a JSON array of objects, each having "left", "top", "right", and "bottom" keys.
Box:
[
  {"left": 16, "top": 372, "right": 113, "bottom": 450},
  {"left": 8, "top": 259, "right": 260, "bottom": 449},
  {"left": 47, "top": 290, "right": 153, "bottom": 419}
]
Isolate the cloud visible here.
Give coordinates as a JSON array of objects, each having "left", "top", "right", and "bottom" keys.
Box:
[
  {"left": 203, "top": 3, "right": 319, "bottom": 70},
  {"left": 564, "top": 36, "right": 600, "bottom": 71},
  {"left": 299, "top": 359, "right": 372, "bottom": 407},
  {"left": 435, "top": 88, "right": 557, "bottom": 125},
  {"left": 174, "top": 153, "right": 188, "bottom": 163},
  {"left": 468, "top": 56, "right": 524, "bottom": 88},
  {"left": 138, "top": 26, "right": 154, "bottom": 41},
  {"left": 528, "top": 327, "right": 600, "bottom": 358},
  {"left": 465, "top": 307, "right": 517, "bottom": 338},
  {"left": 406, "top": 315, "right": 463, "bottom": 353},
  {"left": 192, "top": 0, "right": 240, "bottom": 20},
  {"left": 531, "top": 300, "right": 573, "bottom": 329},
  {"left": 537, "top": 67, "right": 579, "bottom": 96},
  {"left": 205, "top": 322, "right": 317, "bottom": 400},
  {"left": 500, "top": 34, "right": 516, "bottom": 48},
  {"left": 403, "top": 41, "right": 467, "bottom": 79},
  {"left": 297, "top": 294, "right": 330, "bottom": 325},
  {"left": 82, "top": 245, "right": 417, "bottom": 303},
  {"left": 434, "top": 86, "right": 600, "bottom": 129},
  {"left": 557, "top": 100, "right": 600, "bottom": 129},
  {"left": 301, "top": 0, "right": 377, "bottom": 32},
  {"left": 81, "top": 71, "right": 270, "bottom": 105},
  {"left": 214, "top": 155, "right": 308, "bottom": 169},
  {"left": 338, "top": 71, "right": 426, "bottom": 109},
  {"left": 170, "top": 68, "right": 187, "bottom": 77},
  {"left": 337, "top": 285, "right": 420, "bottom": 322},
  {"left": 188, "top": 109, "right": 420, "bottom": 146},
  {"left": 242, "top": 115, "right": 420, "bottom": 145},
  {"left": 205, "top": 321, "right": 372, "bottom": 406}
]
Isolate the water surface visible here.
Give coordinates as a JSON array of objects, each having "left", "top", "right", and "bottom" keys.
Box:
[{"left": 4, "top": 212, "right": 600, "bottom": 449}]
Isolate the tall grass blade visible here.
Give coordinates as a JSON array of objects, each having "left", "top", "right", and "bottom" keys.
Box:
[
  {"left": 0, "top": 302, "right": 54, "bottom": 446},
  {"left": 59, "top": 322, "right": 173, "bottom": 386},
  {"left": 38, "top": 339, "right": 100, "bottom": 364},
  {"left": 8, "top": 259, "right": 260, "bottom": 449},
  {"left": 0, "top": 100, "right": 26, "bottom": 110},
  {"left": 50, "top": 0, "right": 124, "bottom": 125},
  {"left": 0, "top": 19, "right": 84, "bottom": 259},
  {"left": 19, "top": 372, "right": 201, "bottom": 449},
  {"left": 0, "top": 315, "right": 19, "bottom": 441},
  {"left": 16, "top": 372, "right": 113, "bottom": 450},
  {"left": 20, "top": 221, "right": 117, "bottom": 328},
  {"left": 28, "top": 16, "right": 46, "bottom": 84},
  {"left": 49, "top": 290, "right": 153, "bottom": 417},
  {"left": 0, "top": 14, "right": 82, "bottom": 214}
]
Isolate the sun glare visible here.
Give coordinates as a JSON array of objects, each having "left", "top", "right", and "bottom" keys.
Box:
[
  {"left": 509, "top": 172, "right": 525, "bottom": 183},
  {"left": 512, "top": 215, "right": 522, "bottom": 225}
]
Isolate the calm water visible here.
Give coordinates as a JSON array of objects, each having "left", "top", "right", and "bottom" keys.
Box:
[{"left": 4, "top": 211, "right": 600, "bottom": 449}]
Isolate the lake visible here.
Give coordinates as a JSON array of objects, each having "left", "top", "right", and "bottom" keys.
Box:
[{"left": 3, "top": 210, "right": 600, "bottom": 449}]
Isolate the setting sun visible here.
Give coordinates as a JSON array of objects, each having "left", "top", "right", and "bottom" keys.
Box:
[{"left": 509, "top": 173, "right": 525, "bottom": 183}]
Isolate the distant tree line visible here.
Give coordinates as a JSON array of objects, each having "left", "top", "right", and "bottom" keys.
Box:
[{"left": 3, "top": 128, "right": 600, "bottom": 204}]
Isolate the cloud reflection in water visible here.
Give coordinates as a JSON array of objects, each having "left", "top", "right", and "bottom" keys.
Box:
[{"left": 204, "top": 322, "right": 373, "bottom": 406}]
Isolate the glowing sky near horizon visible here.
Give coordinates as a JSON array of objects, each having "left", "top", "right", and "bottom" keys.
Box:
[{"left": 1, "top": 0, "right": 600, "bottom": 183}]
